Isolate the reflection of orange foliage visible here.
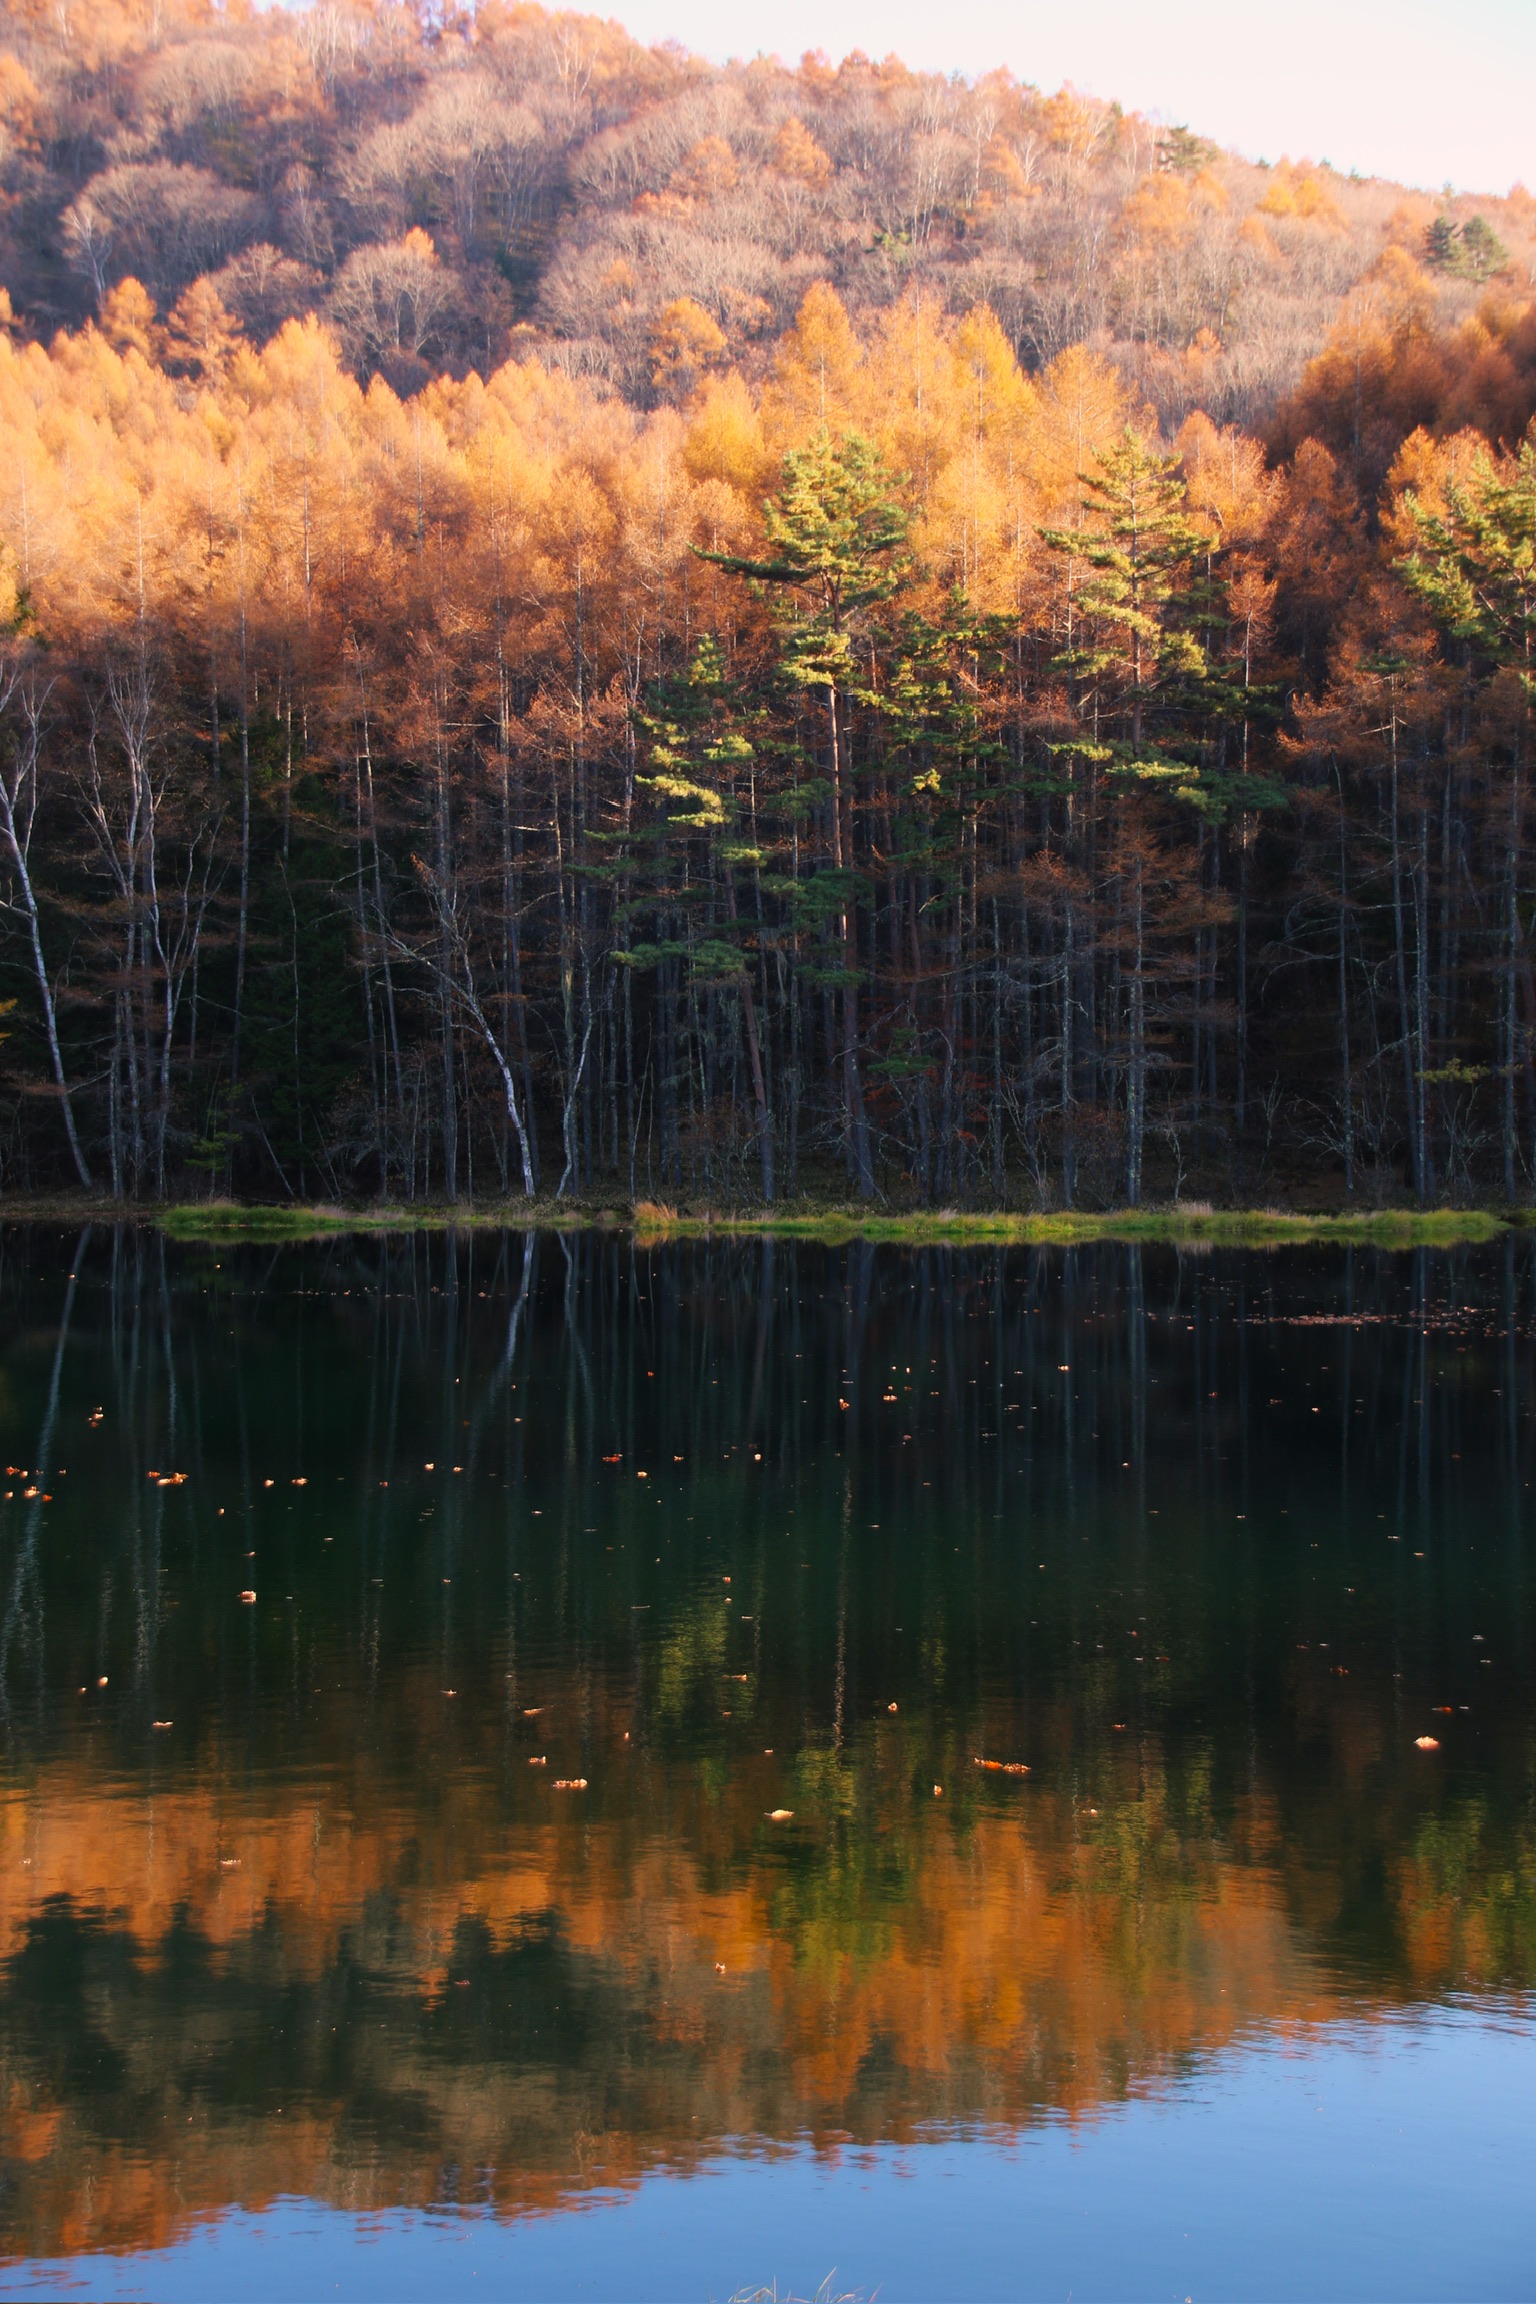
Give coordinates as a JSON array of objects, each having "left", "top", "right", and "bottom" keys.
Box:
[{"left": 0, "top": 1671, "right": 1526, "bottom": 2264}]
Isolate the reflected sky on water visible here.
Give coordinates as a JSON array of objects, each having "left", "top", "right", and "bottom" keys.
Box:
[{"left": 0, "top": 1225, "right": 1533, "bottom": 2297}]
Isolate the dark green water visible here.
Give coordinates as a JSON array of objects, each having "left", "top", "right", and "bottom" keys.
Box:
[{"left": 0, "top": 1226, "right": 1533, "bottom": 2299}]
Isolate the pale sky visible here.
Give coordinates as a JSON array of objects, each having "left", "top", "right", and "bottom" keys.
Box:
[{"left": 611, "top": 0, "right": 1534, "bottom": 196}]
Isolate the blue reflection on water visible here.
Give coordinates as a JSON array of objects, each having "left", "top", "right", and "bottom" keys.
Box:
[{"left": 10, "top": 2003, "right": 1535, "bottom": 2302}]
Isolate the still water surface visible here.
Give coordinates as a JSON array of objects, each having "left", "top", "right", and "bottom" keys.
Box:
[{"left": 0, "top": 1226, "right": 1533, "bottom": 2299}]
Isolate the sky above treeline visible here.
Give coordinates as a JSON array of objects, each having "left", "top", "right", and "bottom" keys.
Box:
[{"left": 608, "top": 0, "right": 1533, "bottom": 196}]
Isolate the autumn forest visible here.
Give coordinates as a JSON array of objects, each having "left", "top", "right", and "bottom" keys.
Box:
[{"left": 2, "top": 0, "right": 1536, "bottom": 1208}]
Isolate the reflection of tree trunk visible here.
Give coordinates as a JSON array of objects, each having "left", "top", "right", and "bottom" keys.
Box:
[{"left": 0, "top": 1229, "right": 88, "bottom": 1720}]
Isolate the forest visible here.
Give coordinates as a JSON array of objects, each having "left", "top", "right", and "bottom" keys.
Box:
[{"left": 0, "top": 0, "right": 1535, "bottom": 1207}]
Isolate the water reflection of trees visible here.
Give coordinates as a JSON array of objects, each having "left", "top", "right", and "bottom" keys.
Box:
[{"left": 0, "top": 1226, "right": 1532, "bottom": 2258}]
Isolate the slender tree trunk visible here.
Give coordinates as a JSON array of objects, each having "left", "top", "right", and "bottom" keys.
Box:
[{"left": 0, "top": 695, "right": 94, "bottom": 1188}]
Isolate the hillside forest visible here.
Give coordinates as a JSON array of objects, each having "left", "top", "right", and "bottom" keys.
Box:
[{"left": 1, "top": 0, "right": 1536, "bottom": 1206}]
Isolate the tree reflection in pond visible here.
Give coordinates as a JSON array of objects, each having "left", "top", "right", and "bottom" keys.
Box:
[{"left": 0, "top": 1225, "right": 1532, "bottom": 2263}]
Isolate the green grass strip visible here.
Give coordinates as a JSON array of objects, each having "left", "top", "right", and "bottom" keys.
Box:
[{"left": 129, "top": 1199, "right": 1517, "bottom": 1249}]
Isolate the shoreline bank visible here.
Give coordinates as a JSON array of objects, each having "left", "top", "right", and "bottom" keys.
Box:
[{"left": 0, "top": 1197, "right": 1519, "bottom": 1249}]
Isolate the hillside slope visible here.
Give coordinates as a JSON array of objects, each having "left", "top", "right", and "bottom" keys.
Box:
[{"left": 1, "top": 0, "right": 1532, "bottom": 427}]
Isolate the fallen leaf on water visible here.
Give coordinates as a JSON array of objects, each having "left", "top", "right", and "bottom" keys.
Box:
[
  {"left": 528, "top": 1756, "right": 547, "bottom": 1766},
  {"left": 553, "top": 1778, "right": 588, "bottom": 1791},
  {"left": 1415, "top": 1735, "right": 1441, "bottom": 1750},
  {"left": 767, "top": 1808, "right": 793, "bottom": 1821},
  {"left": 602, "top": 1454, "right": 622, "bottom": 1463},
  {"left": 974, "top": 1758, "right": 1030, "bottom": 1776},
  {"left": 715, "top": 1963, "right": 727, "bottom": 1975},
  {"left": 933, "top": 1785, "right": 943, "bottom": 1796},
  {"left": 151, "top": 1720, "right": 172, "bottom": 1729},
  {"left": 887, "top": 1702, "right": 898, "bottom": 1713},
  {"left": 239, "top": 1590, "right": 257, "bottom": 1603}
]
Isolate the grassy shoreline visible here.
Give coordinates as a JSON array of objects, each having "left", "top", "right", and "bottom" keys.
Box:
[{"left": 0, "top": 1194, "right": 1520, "bottom": 1249}]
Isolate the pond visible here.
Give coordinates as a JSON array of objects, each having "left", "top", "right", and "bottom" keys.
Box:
[{"left": 0, "top": 1226, "right": 1533, "bottom": 2300}]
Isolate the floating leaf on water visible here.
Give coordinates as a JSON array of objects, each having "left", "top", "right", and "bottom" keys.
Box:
[
  {"left": 1415, "top": 1735, "right": 1441, "bottom": 1750},
  {"left": 553, "top": 1777, "right": 588, "bottom": 1790},
  {"left": 767, "top": 1809, "right": 793, "bottom": 1821}
]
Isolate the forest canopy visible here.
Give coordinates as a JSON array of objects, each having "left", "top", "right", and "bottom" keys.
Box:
[{"left": 0, "top": 0, "right": 1535, "bottom": 1207}]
